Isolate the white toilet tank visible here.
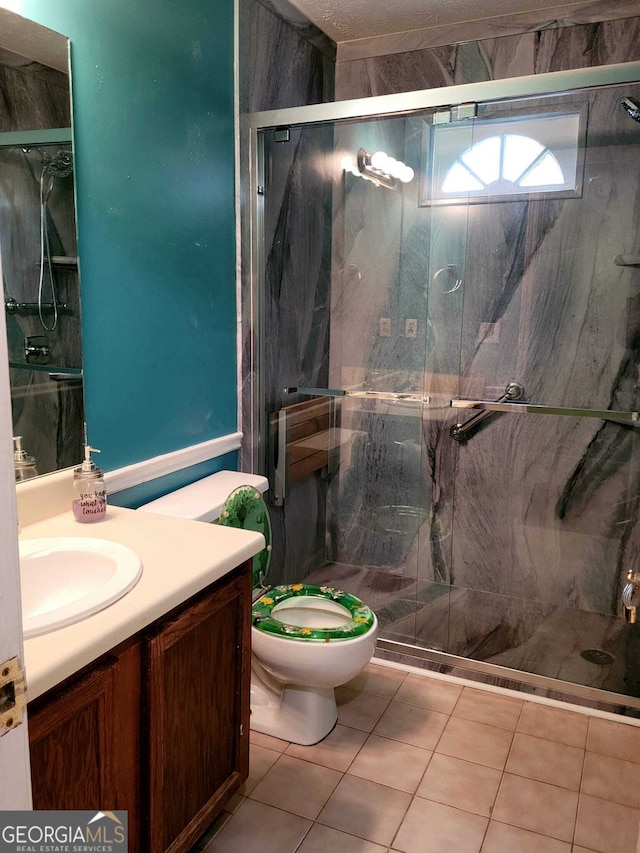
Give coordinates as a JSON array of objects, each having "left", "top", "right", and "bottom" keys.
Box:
[{"left": 138, "top": 470, "right": 269, "bottom": 523}]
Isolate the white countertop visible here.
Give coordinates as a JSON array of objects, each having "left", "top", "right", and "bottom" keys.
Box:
[{"left": 21, "top": 505, "right": 264, "bottom": 701}]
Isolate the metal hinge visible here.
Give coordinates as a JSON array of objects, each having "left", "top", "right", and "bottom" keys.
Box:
[
  {"left": 0, "top": 656, "right": 26, "bottom": 736},
  {"left": 274, "top": 127, "right": 290, "bottom": 143},
  {"left": 433, "top": 103, "right": 478, "bottom": 124}
]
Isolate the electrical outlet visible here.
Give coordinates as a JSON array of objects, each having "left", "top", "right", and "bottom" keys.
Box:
[
  {"left": 379, "top": 317, "right": 391, "bottom": 337},
  {"left": 405, "top": 319, "right": 418, "bottom": 339}
]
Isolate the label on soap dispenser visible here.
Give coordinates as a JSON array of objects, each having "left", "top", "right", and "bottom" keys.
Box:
[{"left": 73, "top": 483, "right": 107, "bottom": 522}]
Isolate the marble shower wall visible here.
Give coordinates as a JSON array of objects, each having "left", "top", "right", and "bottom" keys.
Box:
[
  {"left": 238, "top": 0, "right": 335, "bottom": 583},
  {"left": 259, "top": 126, "right": 333, "bottom": 583},
  {"left": 238, "top": 0, "right": 334, "bottom": 113},
  {"left": 0, "top": 52, "right": 83, "bottom": 475}
]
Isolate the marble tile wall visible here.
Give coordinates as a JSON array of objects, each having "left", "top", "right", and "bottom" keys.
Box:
[
  {"left": 0, "top": 57, "right": 82, "bottom": 476},
  {"left": 238, "top": 0, "right": 335, "bottom": 582},
  {"left": 0, "top": 49, "right": 70, "bottom": 132},
  {"left": 238, "top": 0, "right": 334, "bottom": 114}
]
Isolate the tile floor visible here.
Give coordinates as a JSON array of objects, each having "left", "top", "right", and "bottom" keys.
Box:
[{"left": 194, "top": 662, "right": 640, "bottom": 853}]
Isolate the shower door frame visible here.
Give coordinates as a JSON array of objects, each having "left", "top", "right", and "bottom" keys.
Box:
[{"left": 245, "top": 60, "right": 640, "bottom": 712}]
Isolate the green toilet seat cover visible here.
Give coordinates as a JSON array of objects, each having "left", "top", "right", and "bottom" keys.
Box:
[
  {"left": 218, "top": 486, "right": 375, "bottom": 641},
  {"left": 218, "top": 485, "right": 272, "bottom": 588},
  {"left": 252, "top": 584, "right": 375, "bottom": 641}
]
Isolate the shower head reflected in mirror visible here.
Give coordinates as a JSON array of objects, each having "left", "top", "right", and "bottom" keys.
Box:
[
  {"left": 44, "top": 150, "right": 73, "bottom": 178},
  {"left": 621, "top": 97, "right": 640, "bottom": 124},
  {"left": 18, "top": 148, "right": 75, "bottom": 331},
  {"left": 21, "top": 146, "right": 73, "bottom": 177}
]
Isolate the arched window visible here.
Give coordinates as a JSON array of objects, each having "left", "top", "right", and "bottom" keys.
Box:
[
  {"left": 422, "top": 109, "right": 585, "bottom": 205},
  {"left": 442, "top": 134, "right": 565, "bottom": 194}
]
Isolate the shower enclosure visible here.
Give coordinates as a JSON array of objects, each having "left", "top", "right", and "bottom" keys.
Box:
[
  {"left": 1, "top": 140, "right": 83, "bottom": 475},
  {"left": 245, "top": 61, "right": 640, "bottom": 712}
]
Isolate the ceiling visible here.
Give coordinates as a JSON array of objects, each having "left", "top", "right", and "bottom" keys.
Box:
[{"left": 283, "top": 0, "right": 596, "bottom": 42}]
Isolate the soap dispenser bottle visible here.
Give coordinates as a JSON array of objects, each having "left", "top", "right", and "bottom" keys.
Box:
[
  {"left": 13, "top": 436, "right": 38, "bottom": 482},
  {"left": 73, "top": 445, "right": 107, "bottom": 523}
]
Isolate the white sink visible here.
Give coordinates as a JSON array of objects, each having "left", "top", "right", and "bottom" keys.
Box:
[{"left": 20, "top": 537, "right": 143, "bottom": 639}]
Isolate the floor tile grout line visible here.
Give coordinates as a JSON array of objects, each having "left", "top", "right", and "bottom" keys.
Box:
[
  {"left": 485, "top": 725, "right": 515, "bottom": 835},
  {"left": 387, "top": 778, "right": 422, "bottom": 853},
  {"left": 293, "top": 820, "right": 397, "bottom": 853},
  {"left": 292, "top": 819, "right": 313, "bottom": 853},
  {"left": 478, "top": 806, "right": 492, "bottom": 852},
  {"left": 572, "top": 728, "right": 590, "bottom": 849},
  {"left": 341, "top": 732, "right": 367, "bottom": 775},
  {"left": 486, "top": 814, "right": 586, "bottom": 849}
]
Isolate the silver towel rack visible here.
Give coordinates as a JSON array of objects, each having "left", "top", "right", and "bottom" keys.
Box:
[
  {"left": 285, "top": 387, "right": 430, "bottom": 404},
  {"left": 450, "top": 396, "right": 639, "bottom": 431}
]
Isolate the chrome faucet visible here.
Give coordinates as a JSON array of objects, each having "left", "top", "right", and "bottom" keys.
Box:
[{"left": 622, "top": 571, "right": 640, "bottom": 623}]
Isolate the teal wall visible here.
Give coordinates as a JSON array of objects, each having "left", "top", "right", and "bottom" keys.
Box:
[{"left": 18, "top": 0, "right": 237, "bottom": 473}]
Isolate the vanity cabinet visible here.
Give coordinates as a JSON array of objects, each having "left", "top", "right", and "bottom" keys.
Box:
[
  {"left": 28, "top": 563, "right": 251, "bottom": 853},
  {"left": 29, "top": 641, "right": 140, "bottom": 814},
  {"left": 145, "top": 565, "right": 251, "bottom": 852}
]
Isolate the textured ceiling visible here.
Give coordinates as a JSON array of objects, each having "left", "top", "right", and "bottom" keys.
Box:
[{"left": 284, "top": 0, "right": 586, "bottom": 41}]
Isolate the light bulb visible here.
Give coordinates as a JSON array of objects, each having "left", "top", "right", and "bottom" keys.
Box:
[
  {"left": 370, "top": 151, "right": 388, "bottom": 171},
  {"left": 399, "top": 165, "right": 415, "bottom": 183},
  {"left": 385, "top": 157, "right": 400, "bottom": 177}
]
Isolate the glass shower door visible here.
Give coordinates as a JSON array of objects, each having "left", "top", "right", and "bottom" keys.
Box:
[
  {"left": 424, "top": 82, "right": 640, "bottom": 699},
  {"left": 323, "top": 113, "right": 431, "bottom": 647}
]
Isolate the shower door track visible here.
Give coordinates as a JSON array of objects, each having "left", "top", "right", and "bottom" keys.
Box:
[
  {"left": 376, "top": 639, "right": 640, "bottom": 713},
  {"left": 249, "top": 61, "right": 640, "bottom": 130}
]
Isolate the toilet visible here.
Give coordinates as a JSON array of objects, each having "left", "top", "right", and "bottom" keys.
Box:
[{"left": 139, "top": 471, "right": 379, "bottom": 745}]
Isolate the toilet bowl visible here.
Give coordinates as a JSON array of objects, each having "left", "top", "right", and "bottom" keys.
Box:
[{"left": 139, "top": 471, "right": 378, "bottom": 745}]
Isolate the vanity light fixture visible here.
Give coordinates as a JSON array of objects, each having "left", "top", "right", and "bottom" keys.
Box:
[{"left": 343, "top": 148, "right": 415, "bottom": 189}]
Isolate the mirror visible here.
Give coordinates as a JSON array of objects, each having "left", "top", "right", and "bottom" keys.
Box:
[{"left": 0, "top": 9, "right": 83, "bottom": 479}]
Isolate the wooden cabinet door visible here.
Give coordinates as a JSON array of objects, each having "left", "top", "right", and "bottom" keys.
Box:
[
  {"left": 144, "top": 565, "right": 251, "bottom": 853},
  {"left": 28, "top": 642, "right": 141, "bottom": 852}
]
